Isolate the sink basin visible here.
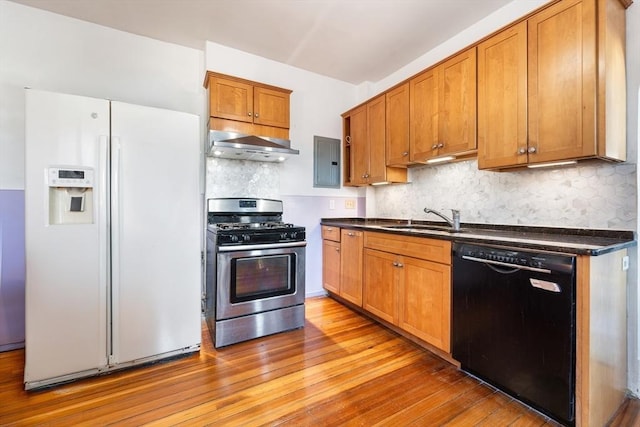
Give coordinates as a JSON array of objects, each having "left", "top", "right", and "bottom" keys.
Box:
[{"left": 380, "top": 224, "right": 466, "bottom": 234}]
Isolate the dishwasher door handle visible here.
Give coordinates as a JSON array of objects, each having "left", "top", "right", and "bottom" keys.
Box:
[{"left": 461, "top": 255, "right": 552, "bottom": 274}]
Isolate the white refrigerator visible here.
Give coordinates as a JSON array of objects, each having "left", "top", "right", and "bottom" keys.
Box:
[{"left": 24, "top": 89, "right": 201, "bottom": 390}]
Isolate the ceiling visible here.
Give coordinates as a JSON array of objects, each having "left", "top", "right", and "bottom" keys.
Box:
[{"left": 10, "top": 0, "right": 513, "bottom": 84}]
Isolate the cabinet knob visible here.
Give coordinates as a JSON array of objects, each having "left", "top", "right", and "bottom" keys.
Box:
[
  {"left": 431, "top": 144, "right": 438, "bottom": 150},
  {"left": 528, "top": 146, "right": 537, "bottom": 154},
  {"left": 347, "top": 232, "right": 355, "bottom": 237},
  {"left": 254, "top": 112, "right": 259, "bottom": 118},
  {"left": 517, "top": 147, "right": 527, "bottom": 155},
  {"left": 437, "top": 143, "right": 444, "bottom": 149},
  {"left": 397, "top": 263, "right": 404, "bottom": 268},
  {"left": 335, "top": 247, "right": 340, "bottom": 252},
  {"left": 402, "top": 151, "right": 409, "bottom": 157},
  {"left": 248, "top": 112, "right": 253, "bottom": 116}
]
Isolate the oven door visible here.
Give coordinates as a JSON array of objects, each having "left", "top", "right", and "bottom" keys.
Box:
[{"left": 216, "top": 242, "right": 306, "bottom": 320}]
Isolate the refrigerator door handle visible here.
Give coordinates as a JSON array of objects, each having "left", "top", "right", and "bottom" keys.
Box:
[
  {"left": 99, "top": 135, "right": 111, "bottom": 358},
  {"left": 110, "top": 136, "right": 121, "bottom": 364}
]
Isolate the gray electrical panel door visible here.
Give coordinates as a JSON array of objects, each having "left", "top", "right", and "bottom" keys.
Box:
[{"left": 313, "top": 136, "right": 340, "bottom": 188}]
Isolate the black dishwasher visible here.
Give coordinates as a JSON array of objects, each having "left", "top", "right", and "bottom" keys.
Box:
[{"left": 452, "top": 242, "right": 576, "bottom": 426}]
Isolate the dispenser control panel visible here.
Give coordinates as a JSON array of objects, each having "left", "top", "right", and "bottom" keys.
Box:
[{"left": 48, "top": 167, "right": 94, "bottom": 188}]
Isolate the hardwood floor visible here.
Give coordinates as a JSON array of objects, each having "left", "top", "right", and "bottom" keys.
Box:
[{"left": 0, "top": 296, "right": 635, "bottom": 426}]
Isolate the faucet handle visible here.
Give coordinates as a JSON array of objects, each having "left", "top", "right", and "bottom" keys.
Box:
[{"left": 451, "top": 209, "right": 461, "bottom": 231}]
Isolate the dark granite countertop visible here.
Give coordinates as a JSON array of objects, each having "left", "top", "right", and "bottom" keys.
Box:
[{"left": 320, "top": 217, "right": 636, "bottom": 256}]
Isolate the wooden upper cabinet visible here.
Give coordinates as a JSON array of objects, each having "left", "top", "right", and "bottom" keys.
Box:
[
  {"left": 528, "top": 0, "right": 596, "bottom": 164},
  {"left": 410, "top": 47, "right": 477, "bottom": 163},
  {"left": 204, "top": 71, "right": 291, "bottom": 139},
  {"left": 209, "top": 76, "right": 254, "bottom": 123},
  {"left": 410, "top": 68, "right": 439, "bottom": 162},
  {"left": 439, "top": 47, "right": 477, "bottom": 157},
  {"left": 343, "top": 97, "right": 407, "bottom": 186},
  {"left": 478, "top": 21, "right": 528, "bottom": 169},
  {"left": 367, "top": 95, "right": 388, "bottom": 183},
  {"left": 479, "top": 0, "right": 628, "bottom": 169},
  {"left": 253, "top": 86, "right": 290, "bottom": 128},
  {"left": 348, "top": 104, "right": 369, "bottom": 186},
  {"left": 386, "top": 83, "right": 411, "bottom": 167}
]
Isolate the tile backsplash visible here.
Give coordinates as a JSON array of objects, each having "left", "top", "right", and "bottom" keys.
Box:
[
  {"left": 207, "top": 157, "right": 637, "bottom": 230},
  {"left": 373, "top": 159, "right": 637, "bottom": 230},
  {"left": 206, "top": 158, "right": 280, "bottom": 199}
]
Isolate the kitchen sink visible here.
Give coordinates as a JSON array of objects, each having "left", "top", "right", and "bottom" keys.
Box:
[{"left": 380, "top": 224, "right": 467, "bottom": 234}]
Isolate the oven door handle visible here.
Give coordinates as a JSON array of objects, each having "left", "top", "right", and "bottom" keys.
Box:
[{"left": 218, "top": 241, "right": 307, "bottom": 252}]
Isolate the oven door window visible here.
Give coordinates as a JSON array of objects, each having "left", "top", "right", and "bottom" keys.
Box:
[{"left": 230, "top": 254, "right": 296, "bottom": 302}]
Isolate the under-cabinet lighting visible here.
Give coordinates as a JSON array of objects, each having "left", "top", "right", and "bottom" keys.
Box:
[
  {"left": 213, "top": 150, "right": 223, "bottom": 156},
  {"left": 527, "top": 160, "right": 578, "bottom": 169},
  {"left": 278, "top": 156, "right": 286, "bottom": 162},
  {"left": 426, "top": 155, "right": 455, "bottom": 164},
  {"left": 371, "top": 181, "right": 390, "bottom": 186}
]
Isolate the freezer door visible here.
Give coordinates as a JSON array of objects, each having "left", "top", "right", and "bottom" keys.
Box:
[
  {"left": 24, "top": 90, "right": 110, "bottom": 386},
  {"left": 109, "top": 102, "right": 201, "bottom": 364}
]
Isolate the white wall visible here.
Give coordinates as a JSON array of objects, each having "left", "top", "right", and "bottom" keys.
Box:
[{"left": 0, "top": 0, "right": 205, "bottom": 190}]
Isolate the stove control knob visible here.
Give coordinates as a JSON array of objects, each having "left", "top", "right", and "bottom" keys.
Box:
[
  {"left": 280, "top": 232, "right": 288, "bottom": 240},
  {"left": 230, "top": 235, "right": 239, "bottom": 242},
  {"left": 242, "top": 234, "right": 251, "bottom": 242}
]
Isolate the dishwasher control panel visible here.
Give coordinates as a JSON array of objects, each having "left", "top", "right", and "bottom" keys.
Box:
[{"left": 455, "top": 244, "right": 575, "bottom": 273}]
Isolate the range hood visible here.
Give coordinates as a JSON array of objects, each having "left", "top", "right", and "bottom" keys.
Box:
[{"left": 208, "top": 130, "right": 299, "bottom": 162}]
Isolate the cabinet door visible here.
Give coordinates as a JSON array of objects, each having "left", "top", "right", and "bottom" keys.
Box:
[
  {"left": 438, "top": 47, "right": 477, "bottom": 157},
  {"left": 209, "top": 77, "right": 254, "bottom": 124},
  {"left": 528, "top": 0, "right": 596, "bottom": 163},
  {"left": 367, "top": 95, "right": 387, "bottom": 183},
  {"left": 410, "top": 68, "right": 439, "bottom": 162},
  {"left": 349, "top": 105, "right": 369, "bottom": 186},
  {"left": 386, "top": 83, "right": 411, "bottom": 167},
  {"left": 478, "top": 22, "right": 528, "bottom": 169},
  {"left": 253, "top": 86, "right": 290, "bottom": 129},
  {"left": 322, "top": 239, "right": 341, "bottom": 294},
  {"left": 399, "top": 256, "right": 451, "bottom": 352},
  {"left": 363, "top": 249, "right": 399, "bottom": 325},
  {"left": 340, "top": 230, "right": 363, "bottom": 306}
]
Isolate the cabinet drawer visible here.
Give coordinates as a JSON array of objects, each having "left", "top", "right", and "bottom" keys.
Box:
[
  {"left": 364, "top": 231, "right": 451, "bottom": 265},
  {"left": 322, "top": 225, "right": 341, "bottom": 242}
]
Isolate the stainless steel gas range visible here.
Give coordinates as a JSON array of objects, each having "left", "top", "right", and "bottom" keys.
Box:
[{"left": 204, "top": 198, "right": 306, "bottom": 348}]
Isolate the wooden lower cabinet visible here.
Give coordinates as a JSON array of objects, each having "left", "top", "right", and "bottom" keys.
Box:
[
  {"left": 339, "top": 229, "right": 364, "bottom": 306},
  {"left": 363, "top": 232, "right": 452, "bottom": 353},
  {"left": 399, "top": 256, "right": 451, "bottom": 352},
  {"left": 322, "top": 239, "right": 341, "bottom": 294},
  {"left": 363, "top": 249, "right": 399, "bottom": 324}
]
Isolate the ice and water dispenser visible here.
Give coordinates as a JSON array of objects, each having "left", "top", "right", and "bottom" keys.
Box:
[{"left": 47, "top": 167, "right": 94, "bottom": 225}]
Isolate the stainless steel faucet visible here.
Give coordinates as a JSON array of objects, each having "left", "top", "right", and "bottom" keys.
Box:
[{"left": 423, "top": 208, "right": 461, "bottom": 232}]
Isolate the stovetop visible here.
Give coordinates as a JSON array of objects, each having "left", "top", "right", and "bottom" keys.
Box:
[
  {"left": 213, "top": 221, "right": 296, "bottom": 231},
  {"left": 207, "top": 197, "right": 305, "bottom": 245},
  {"left": 209, "top": 224, "right": 306, "bottom": 245}
]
